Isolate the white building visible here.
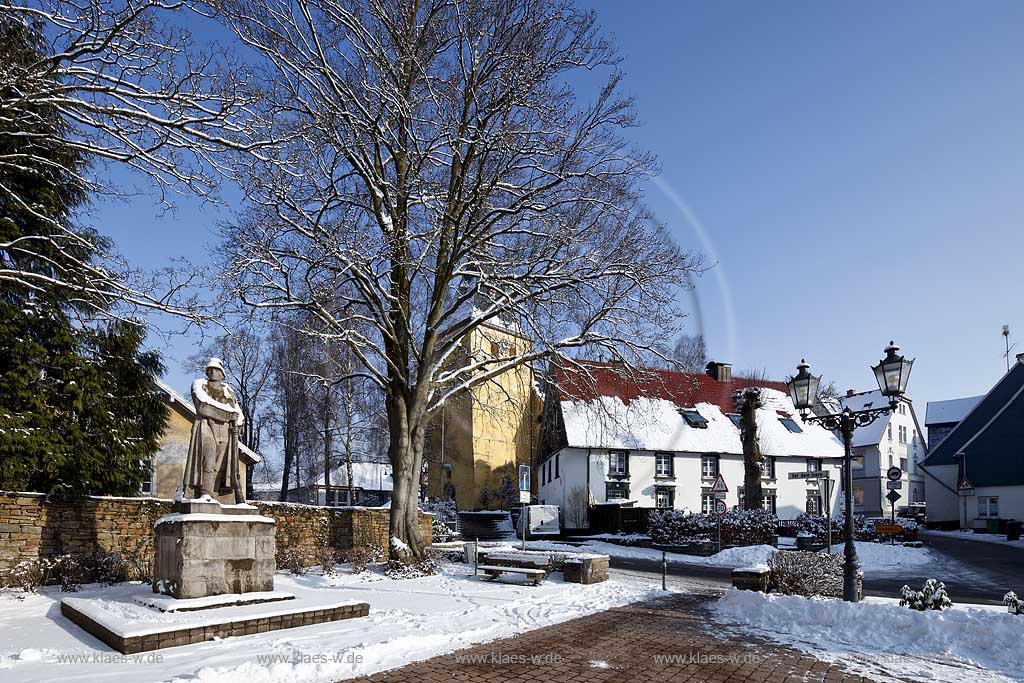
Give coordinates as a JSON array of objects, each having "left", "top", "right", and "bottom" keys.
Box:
[
  {"left": 537, "top": 361, "right": 843, "bottom": 528},
  {"left": 252, "top": 461, "right": 393, "bottom": 507},
  {"left": 921, "top": 356, "right": 1024, "bottom": 529},
  {"left": 838, "top": 390, "right": 926, "bottom": 516}
]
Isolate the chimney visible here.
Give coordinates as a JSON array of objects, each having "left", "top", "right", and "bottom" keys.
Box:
[
  {"left": 1017, "top": 353, "right": 1024, "bottom": 364},
  {"left": 705, "top": 361, "right": 732, "bottom": 382},
  {"left": 846, "top": 389, "right": 856, "bottom": 397}
]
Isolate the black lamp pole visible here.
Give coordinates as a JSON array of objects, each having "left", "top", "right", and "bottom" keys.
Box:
[{"left": 787, "top": 342, "right": 913, "bottom": 603}]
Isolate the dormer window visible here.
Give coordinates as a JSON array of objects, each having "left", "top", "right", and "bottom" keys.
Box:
[
  {"left": 680, "top": 408, "right": 708, "bottom": 429},
  {"left": 779, "top": 417, "right": 803, "bottom": 433},
  {"left": 727, "top": 413, "right": 742, "bottom": 428}
]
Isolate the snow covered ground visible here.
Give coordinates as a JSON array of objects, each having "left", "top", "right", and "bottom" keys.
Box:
[
  {"left": 712, "top": 589, "right": 1024, "bottom": 683},
  {"left": 521, "top": 539, "right": 934, "bottom": 572},
  {"left": 920, "top": 528, "right": 1024, "bottom": 549},
  {"left": 0, "top": 563, "right": 664, "bottom": 683}
]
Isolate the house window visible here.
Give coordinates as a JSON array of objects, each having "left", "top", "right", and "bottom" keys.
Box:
[
  {"left": 727, "top": 413, "right": 742, "bottom": 428},
  {"left": 763, "top": 457, "right": 775, "bottom": 479},
  {"left": 978, "top": 496, "right": 1000, "bottom": 518},
  {"left": 490, "top": 341, "right": 500, "bottom": 356},
  {"left": 701, "top": 454, "right": 719, "bottom": 478},
  {"left": 898, "top": 425, "right": 907, "bottom": 443},
  {"left": 806, "top": 495, "right": 822, "bottom": 515},
  {"left": 888, "top": 424, "right": 893, "bottom": 441},
  {"left": 900, "top": 457, "right": 908, "bottom": 472},
  {"left": 140, "top": 459, "right": 153, "bottom": 495},
  {"left": 555, "top": 452, "right": 560, "bottom": 479},
  {"left": 763, "top": 493, "right": 777, "bottom": 515},
  {"left": 609, "top": 450, "right": 629, "bottom": 477},
  {"left": 779, "top": 417, "right": 803, "bottom": 433},
  {"left": 806, "top": 458, "right": 822, "bottom": 473},
  {"left": 680, "top": 408, "right": 709, "bottom": 429},
  {"left": 701, "top": 493, "right": 715, "bottom": 514},
  {"left": 852, "top": 453, "right": 864, "bottom": 470},
  {"left": 853, "top": 485, "right": 865, "bottom": 507},
  {"left": 509, "top": 345, "right": 518, "bottom": 356},
  {"left": 546, "top": 459, "right": 552, "bottom": 483},
  {"left": 655, "top": 452, "right": 674, "bottom": 478},
  {"left": 655, "top": 487, "right": 674, "bottom": 509},
  {"left": 606, "top": 481, "right": 629, "bottom": 500}
]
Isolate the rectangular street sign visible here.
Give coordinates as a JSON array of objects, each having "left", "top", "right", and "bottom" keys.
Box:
[
  {"left": 886, "top": 481, "right": 902, "bottom": 490},
  {"left": 713, "top": 492, "right": 727, "bottom": 500},
  {"left": 789, "top": 470, "right": 829, "bottom": 480},
  {"left": 518, "top": 464, "right": 531, "bottom": 492},
  {"left": 519, "top": 490, "right": 531, "bottom": 504},
  {"left": 875, "top": 523, "right": 903, "bottom": 535}
]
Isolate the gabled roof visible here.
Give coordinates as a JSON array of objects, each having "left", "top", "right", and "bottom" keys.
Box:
[
  {"left": 551, "top": 361, "right": 842, "bottom": 458},
  {"left": 925, "top": 395, "right": 984, "bottom": 426},
  {"left": 922, "top": 361, "right": 1024, "bottom": 468},
  {"left": 958, "top": 386, "right": 1024, "bottom": 487},
  {"left": 155, "top": 378, "right": 262, "bottom": 465},
  {"left": 838, "top": 390, "right": 893, "bottom": 448}
]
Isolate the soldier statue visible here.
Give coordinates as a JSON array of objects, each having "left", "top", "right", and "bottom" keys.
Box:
[{"left": 182, "top": 357, "right": 246, "bottom": 504}]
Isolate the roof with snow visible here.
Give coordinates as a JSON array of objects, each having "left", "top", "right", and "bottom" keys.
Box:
[
  {"left": 549, "top": 361, "right": 842, "bottom": 458},
  {"left": 837, "top": 390, "right": 894, "bottom": 448},
  {"left": 155, "top": 378, "right": 262, "bottom": 464},
  {"left": 925, "top": 395, "right": 984, "bottom": 426}
]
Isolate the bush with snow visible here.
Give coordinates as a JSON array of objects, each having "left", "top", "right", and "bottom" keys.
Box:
[
  {"left": 431, "top": 515, "right": 458, "bottom": 543},
  {"left": 792, "top": 513, "right": 917, "bottom": 543},
  {"left": 767, "top": 550, "right": 844, "bottom": 598},
  {"left": 648, "top": 508, "right": 777, "bottom": 547},
  {"left": 899, "top": 579, "right": 953, "bottom": 611},
  {"left": 1003, "top": 591, "right": 1023, "bottom": 615},
  {"left": 384, "top": 548, "right": 446, "bottom": 579}
]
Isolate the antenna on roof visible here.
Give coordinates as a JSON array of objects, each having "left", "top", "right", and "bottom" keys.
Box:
[{"left": 1003, "top": 325, "right": 1016, "bottom": 373}]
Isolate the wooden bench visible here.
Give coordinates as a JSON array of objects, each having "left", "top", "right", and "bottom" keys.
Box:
[{"left": 477, "top": 564, "right": 548, "bottom": 586}]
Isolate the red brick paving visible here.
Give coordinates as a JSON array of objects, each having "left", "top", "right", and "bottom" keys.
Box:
[{"left": 347, "top": 591, "right": 874, "bottom": 683}]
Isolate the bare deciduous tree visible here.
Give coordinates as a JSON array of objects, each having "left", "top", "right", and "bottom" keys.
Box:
[
  {"left": 215, "top": 0, "right": 702, "bottom": 560},
  {"left": 671, "top": 333, "right": 708, "bottom": 373},
  {"left": 1, "top": 1, "right": 259, "bottom": 319}
]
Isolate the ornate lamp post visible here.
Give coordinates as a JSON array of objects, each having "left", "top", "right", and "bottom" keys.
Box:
[{"left": 786, "top": 342, "right": 914, "bottom": 602}]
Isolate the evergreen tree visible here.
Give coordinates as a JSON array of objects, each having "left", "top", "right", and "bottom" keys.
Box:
[{"left": 0, "top": 16, "right": 165, "bottom": 497}]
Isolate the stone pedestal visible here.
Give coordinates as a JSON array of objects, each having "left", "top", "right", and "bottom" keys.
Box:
[
  {"left": 153, "top": 500, "right": 276, "bottom": 600},
  {"left": 562, "top": 556, "right": 609, "bottom": 584}
]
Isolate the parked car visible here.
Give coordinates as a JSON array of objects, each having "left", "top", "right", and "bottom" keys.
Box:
[{"left": 897, "top": 503, "right": 927, "bottom": 524}]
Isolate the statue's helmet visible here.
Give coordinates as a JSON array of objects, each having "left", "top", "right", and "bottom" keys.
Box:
[{"left": 205, "top": 357, "right": 226, "bottom": 375}]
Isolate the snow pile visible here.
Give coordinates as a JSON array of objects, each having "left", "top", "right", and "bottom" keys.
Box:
[
  {"left": 713, "top": 589, "right": 1024, "bottom": 683},
  {"left": 828, "top": 542, "right": 933, "bottom": 571},
  {"left": 919, "top": 528, "right": 1024, "bottom": 549}
]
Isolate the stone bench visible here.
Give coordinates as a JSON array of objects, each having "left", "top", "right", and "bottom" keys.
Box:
[{"left": 477, "top": 564, "right": 548, "bottom": 586}]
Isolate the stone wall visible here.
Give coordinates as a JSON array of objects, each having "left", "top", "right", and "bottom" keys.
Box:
[{"left": 0, "top": 492, "right": 433, "bottom": 580}]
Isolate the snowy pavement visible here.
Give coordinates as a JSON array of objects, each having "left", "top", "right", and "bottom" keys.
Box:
[
  {"left": 0, "top": 563, "right": 666, "bottom": 683},
  {"left": 712, "top": 589, "right": 1024, "bottom": 683},
  {"left": 920, "top": 528, "right": 1024, "bottom": 550}
]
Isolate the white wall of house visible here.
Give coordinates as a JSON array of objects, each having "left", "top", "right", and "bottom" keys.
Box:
[
  {"left": 959, "top": 485, "right": 1024, "bottom": 530},
  {"left": 922, "top": 463, "right": 960, "bottom": 524},
  {"left": 537, "top": 447, "right": 842, "bottom": 527}
]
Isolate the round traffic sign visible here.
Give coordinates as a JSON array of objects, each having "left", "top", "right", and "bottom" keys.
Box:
[
  {"left": 887, "top": 466, "right": 902, "bottom": 481},
  {"left": 715, "top": 499, "right": 727, "bottom": 515}
]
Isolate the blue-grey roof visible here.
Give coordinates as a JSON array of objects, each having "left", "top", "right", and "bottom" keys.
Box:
[{"left": 959, "top": 386, "right": 1024, "bottom": 487}]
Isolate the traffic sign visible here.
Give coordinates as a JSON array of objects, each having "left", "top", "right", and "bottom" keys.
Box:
[
  {"left": 713, "top": 492, "right": 727, "bottom": 500},
  {"left": 789, "top": 470, "right": 829, "bottom": 480},
  {"left": 886, "top": 481, "right": 902, "bottom": 490},
  {"left": 519, "top": 490, "right": 531, "bottom": 504},
  {"left": 887, "top": 466, "right": 903, "bottom": 481},
  {"left": 518, "top": 465, "right": 531, "bottom": 492},
  {"left": 715, "top": 499, "right": 727, "bottom": 515},
  {"left": 875, "top": 523, "right": 903, "bottom": 535},
  {"left": 710, "top": 474, "right": 728, "bottom": 494},
  {"left": 886, "top": 489, "right": 902, "bottom": 505},
  {"left": 958, "top": 479, "right": 975, "bottom": 497}
]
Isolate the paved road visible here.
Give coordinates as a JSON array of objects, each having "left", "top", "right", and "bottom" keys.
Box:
[{"left": 604, "top": 533, "right": 1024, "bottom": 604}]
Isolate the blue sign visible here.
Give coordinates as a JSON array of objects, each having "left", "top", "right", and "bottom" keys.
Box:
[{"left": 518, "top": 465, "right": 531, "bottom": 492}]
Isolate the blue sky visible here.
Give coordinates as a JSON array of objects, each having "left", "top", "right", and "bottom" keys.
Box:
[{"left": 92, "top": 0, "right": 1024, "bottom": 425}]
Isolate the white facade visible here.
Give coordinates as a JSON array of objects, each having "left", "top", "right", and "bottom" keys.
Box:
[
  {"left": 840, "top": 392, "right": 926, "bottom": 516},
  {"left": 537, "top": 447, "right": 842, "bottom": 527}
]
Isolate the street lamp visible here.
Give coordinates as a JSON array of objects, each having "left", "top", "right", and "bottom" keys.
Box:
[{"left": 786, "top": 341, "right": 914, "bottom": 603}]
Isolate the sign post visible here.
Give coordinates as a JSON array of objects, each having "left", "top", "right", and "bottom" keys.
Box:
[
  {"left": 885, "top": 489, "right": 902, "bottom": 545},
  {"left": 788, "top": 469, "right": 834, "bottom": 553},
  {"left": 958, "top": 479, "right": 975, "bottom": 530},
  {"left": 710, "top": 474, "right": 728, "bottom": 554},
  {"left": 518, "top": 465, "right": 531, "bottom": 551}
]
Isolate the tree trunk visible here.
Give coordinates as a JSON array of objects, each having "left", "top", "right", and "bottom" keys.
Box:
[
  {"left": 740, "top": 392, "right": 764, "bottom": 510},
  {"left": 386, "top": 391, "right": 426, "bottom": 562},
  {"left": 323, "top": 397, "right": 332, "bottom": 505},
  {"left": 279, "top": 403, "right": 292, "bottom": 502}
]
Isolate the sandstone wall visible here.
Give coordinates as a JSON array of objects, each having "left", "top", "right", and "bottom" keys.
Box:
[{"left": 0, "top": 492, "right": 432, "bottom": 579}]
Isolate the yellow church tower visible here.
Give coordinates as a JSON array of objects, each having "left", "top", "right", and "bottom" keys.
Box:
[{"left": 426, "top": 319, "right": 540, "bottom": 511}]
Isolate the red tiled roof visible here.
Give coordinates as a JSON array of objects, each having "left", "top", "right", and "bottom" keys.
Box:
[{"left": 553, "top": 360, "right": 789, "bottom": 414}]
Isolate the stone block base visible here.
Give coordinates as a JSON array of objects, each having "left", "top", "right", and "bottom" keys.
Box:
[
  {"left": 153, "top": 502, "right": 277, "bottom": 599},
  {"left": 731, "top": 566, "right": 770, "bottom": 592},
  {"left": 563, "top": 556, "right": 609, "bottom": 584}
]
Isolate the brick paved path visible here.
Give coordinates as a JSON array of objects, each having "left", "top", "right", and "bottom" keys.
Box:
[{"left": 349, "top": 590, "right": 873, "bottom": 683}]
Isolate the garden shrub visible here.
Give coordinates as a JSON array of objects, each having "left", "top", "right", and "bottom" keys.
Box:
[
  {"left": 384, "top": 548, "right": 445, "bottom": 579},
  {"left": 767, "top": 550, "right": 844, "bottom": 598},
  {"left": 899, "top": 579, "right": 952, "bottom": 611},
  {"left": 649, "top": 508, "right": 777, "bottom": 547}
]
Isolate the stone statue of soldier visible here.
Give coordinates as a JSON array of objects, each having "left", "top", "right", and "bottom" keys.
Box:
[{"left": 182, "top": 357, "right": 246, "bottom": 504}]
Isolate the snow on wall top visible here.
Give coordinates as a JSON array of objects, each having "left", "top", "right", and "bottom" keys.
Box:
[
  {"left": 925, "top": 395, "right": 984, "bottom": 426},
  {"left": 555, "top": 361, "right": 842, "bottom": 457}
]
